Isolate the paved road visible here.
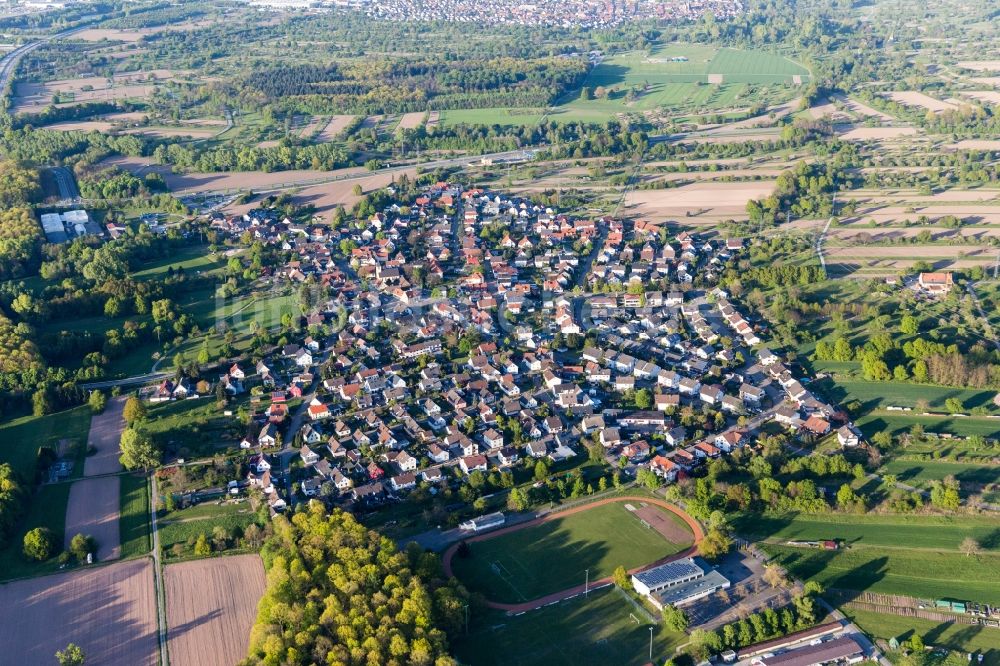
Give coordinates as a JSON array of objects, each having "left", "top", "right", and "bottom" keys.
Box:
[{"left": 0, "top": 25, "right": 90, "bottom": 95}]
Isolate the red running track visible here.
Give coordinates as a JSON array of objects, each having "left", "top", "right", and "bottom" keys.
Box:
[{"left": 442, "top": 496, "right": 705, "bottom": 612}]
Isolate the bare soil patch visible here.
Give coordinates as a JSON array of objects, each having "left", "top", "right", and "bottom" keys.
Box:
[
  {"left": 970, "top": 77, "right": 1000, "bottom": 87},
  {"left": 165, "top": 554, "right": 266, "bottom": 666},
  {"left": 427, "top": 110, "right": 441, "bottom": 127},
  {"left": 12, "top": 70, "right": 181, "bottom": 113},
  {"left": 888, "top": 91, "right": 958, "bottom": 112},
  {"left": 633, "top": 504, "right": 692, "bottom": 544},
  {"left": 949, "top": 139, "right": 1000, "bottom": 150},
  {"left": 958, "top": 61, "right": 1000, "bottom": 71},
  {"left": 65, "top": 476, "right": 121, "bottom": 561},
  {"left": 623, "top": 181, "right": 776, "bottom": 219},
  {"left": 0, "top": 559, "right": 158, "bottom": 665},
  {"left": 85, "top": 396, "right": 125, "bottom": 476},
  {"left": 123, "top": 127, "right": 218, "bottom": 139},
  {"left": 46, "top": 120, "right": 114, "bottom": 132},
  {"left": 963, "top": 90, "right": 1000, "bottom": 105},
  {"left": 318, "top": 114, "right": 355, "bottom": 141},
  {"left": 396, "top": 112, "right": 425, "bottom": 130},
  {"left": 838, "top": 126, "right": 918, "bottom": 141}
]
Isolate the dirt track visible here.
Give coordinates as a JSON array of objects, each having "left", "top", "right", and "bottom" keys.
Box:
[
  {"left": 442, "top": 496, "right": 703, "bottom": 612},
  {"left": 64, "top": 476, "right": 121, "bottom": 561},
  {"left": 165, "top": 554, "right": 266, "bottom": 666},
  {"left": 0, "top": 558, "right": 158, "bottom": 665}
]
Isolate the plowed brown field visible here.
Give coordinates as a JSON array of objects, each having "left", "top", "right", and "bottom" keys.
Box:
[
  {"left": 165, "top": 554, "right": 266, "bottom": 666},
  {"left": 0, "top": 559, "right": 158, "bottom": 665}
]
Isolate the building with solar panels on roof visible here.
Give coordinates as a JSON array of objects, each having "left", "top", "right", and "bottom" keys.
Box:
[{"left": 631, "top": 557, "right": 730, "bottom": 609}]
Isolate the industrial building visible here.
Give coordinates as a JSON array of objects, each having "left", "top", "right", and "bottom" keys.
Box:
[
  {"left": 631, "top": 557, "right": 731, "bottom": 609},
  {"left": 39, "top": 210, "right": 100, "bottom": 244}
]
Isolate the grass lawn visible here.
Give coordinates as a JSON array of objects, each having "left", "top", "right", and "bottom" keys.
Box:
[
  {"left": 440, "top": 107, "right": 547, "bottom": 127},
  {"left": 740, "top": 512, "right": 1000, "bottom": 605},
  {"left": 731, "top": 513, "right": 1000, "bottom": 551},
  {"left": 0, "top": 483, "right": 71, "bottom": 581},
  {"left": 856, "top": 412, "right": 1000, "bottom": 440},
  {"left": 553, "top": 43, "right": 806, "bottom": 121},
  {"left": 131, "top": 244, "right": 226, "bottom": 281},
  {"left": 120, "top": 473, "right": 151, "bottom": 558},
  {"left": 764, "top": 544, "right": 1000, "bottom": 605},
  {"left": 142, "top": 398, "right": 245, "bottom": 458},
  {"left": 159, "top": 505, "right": 261, "bottom": 560},
  {"left": 0, "top": 406, "right": 92, "bottom": 481},
  {"left": 845, "top": 608, "right": 1000, "bottom": 662},
  {"left": 812, "top": 378, "right": 999, "bottom": 413},
  {"left": 450, "top": 501, "right": 693, "bottom": 603},
  {"left": 880, "top": 459, "right": 1000, "bottom": 488},
  {"left": 452, "top": 586, "right": 685, "bottom": 666}
]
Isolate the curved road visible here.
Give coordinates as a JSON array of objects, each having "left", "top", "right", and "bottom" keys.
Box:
[{"left": 442, "top": 496, "right": 704, "bottom": 613}]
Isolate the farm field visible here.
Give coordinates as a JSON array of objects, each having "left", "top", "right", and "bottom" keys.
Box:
[
  {"left": 622, "top": 181, "right": 777, "bottom": 222},
  {"left": 120, "top": 473, "right": 151, "bottom": 559},
  {"left": 844, "top": 608, "right": 1000, "bottom": 661},
  {"left": 164, "top": 554, "right": 266, "bottom": 666},
  {"left": 64, "top": 476, "right": 120, "bottom": 561},
  {"left": 0, "top": 558, "right": 158, "bottom": 665},
  {"left": 452, "top": 586, "right": 684, "bottom": 666},
  {"left": 450, "top": 500, "right": 693, "bottom": 603},
  {"left": 440, "top": 107, "right": 547, "bottom": 127},
  {"left": 887, "top": 91, "right": 958, "bottom": 112},
  {"left": 317, "top": 114, "right": 356, "bottom": 140},
  {"left": 84, "top": 397, "right": 126, "bottom": 477}
]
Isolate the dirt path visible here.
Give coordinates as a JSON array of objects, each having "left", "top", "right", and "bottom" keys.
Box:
[
  {"left": 0, "top": 558, "right": 158, "bottom": 665},
  {"left": 64, "top": 476, "right": 121, "bottom": 561},
  {"left": 442, "top": 496, "right": 704, "bottom": 613}
]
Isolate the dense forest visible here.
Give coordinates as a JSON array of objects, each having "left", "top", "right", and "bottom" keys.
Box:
[
  {"left": 241, "top": 56, "right": 589, "bottom": 115},
  {"left": 244, "top": 502, "right": 468, "bottom": 666}
]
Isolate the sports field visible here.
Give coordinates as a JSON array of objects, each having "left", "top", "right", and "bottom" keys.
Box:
[
  {"left": 450, "top": 501, "right": 693, "bottom": 603},
  {"left": 739, "top": 513, "right": 1000, "bottom": 605},
  {"left": 452, "top": 586, "right": 685, "bottom": 666}
]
